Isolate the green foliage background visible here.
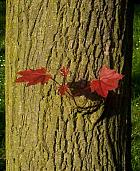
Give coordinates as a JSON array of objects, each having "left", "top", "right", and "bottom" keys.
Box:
[
  {"left": 0, "top": 1, "right": 140, "bottom": 170},
  {"left": 131, "top": 5, "right": 140, "bottom": 171},
  {"left": 0, "top": 0, "right": 5, "bottom": 170}
]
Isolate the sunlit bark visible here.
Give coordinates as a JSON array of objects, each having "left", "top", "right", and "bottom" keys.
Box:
[{"left": 6, "top": 0, "right": 133, "bottom": 170}]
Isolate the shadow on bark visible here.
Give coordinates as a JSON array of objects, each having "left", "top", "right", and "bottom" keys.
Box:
[{"left": 68, "top": 79, "right": 104, "bottom": 114}]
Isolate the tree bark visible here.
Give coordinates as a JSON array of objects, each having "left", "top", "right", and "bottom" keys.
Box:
[{"left": 6, "top": 0, "right": 133, "bottom": 170}]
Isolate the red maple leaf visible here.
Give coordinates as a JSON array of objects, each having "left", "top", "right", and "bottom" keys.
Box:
[
  {"left": 58, "top": 84, "right": 69, "bottom": 96},
  {"left": 90, "top": 66, "right": 124, "bottom": 97},
  {"left": 16, "top": 67, "right": 52, "bottom": 86},
  {"left": 60, "top": 66, "right": 69, "bottom": 77}
]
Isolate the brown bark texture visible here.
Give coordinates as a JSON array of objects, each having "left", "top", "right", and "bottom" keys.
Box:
[{"left": 6, "top": 0, "right": 133, "bottom": 170}]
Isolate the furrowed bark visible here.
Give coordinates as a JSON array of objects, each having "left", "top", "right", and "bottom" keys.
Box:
[{"left": 6, "top": 0, "right": 133, "bottom": 170}]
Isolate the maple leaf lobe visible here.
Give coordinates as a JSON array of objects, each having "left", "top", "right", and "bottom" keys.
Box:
[
  {"left": 60, "top": 66, "right": 69, "bottom": 77},
  {"left": 90, "top": 66, "right": 123, "bottom": 97},
  {"left": 16, "top": 68, "right": 52, "bottom": 86},
  {"left": 58, "top": 84, "right": 69, "bottom": 96}
]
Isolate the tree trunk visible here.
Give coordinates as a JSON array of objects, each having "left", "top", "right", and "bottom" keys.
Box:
[{"left": 6, "top": 0, "right": 133, "bottom": 170}]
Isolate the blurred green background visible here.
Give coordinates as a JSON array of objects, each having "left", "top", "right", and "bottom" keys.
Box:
[
  {"left": 0, "top": 0, "right": 5, "bottom": 170},
  {"left": 0, "top": 1, "right": 140, "bottom": 170},
  {"left": 131, "top": 5, "right": 140, "bottom": 171}
]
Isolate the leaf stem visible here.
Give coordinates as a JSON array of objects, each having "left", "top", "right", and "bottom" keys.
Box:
[{"left": 51, "top": 77, "right": 61, "bottom": 86}]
